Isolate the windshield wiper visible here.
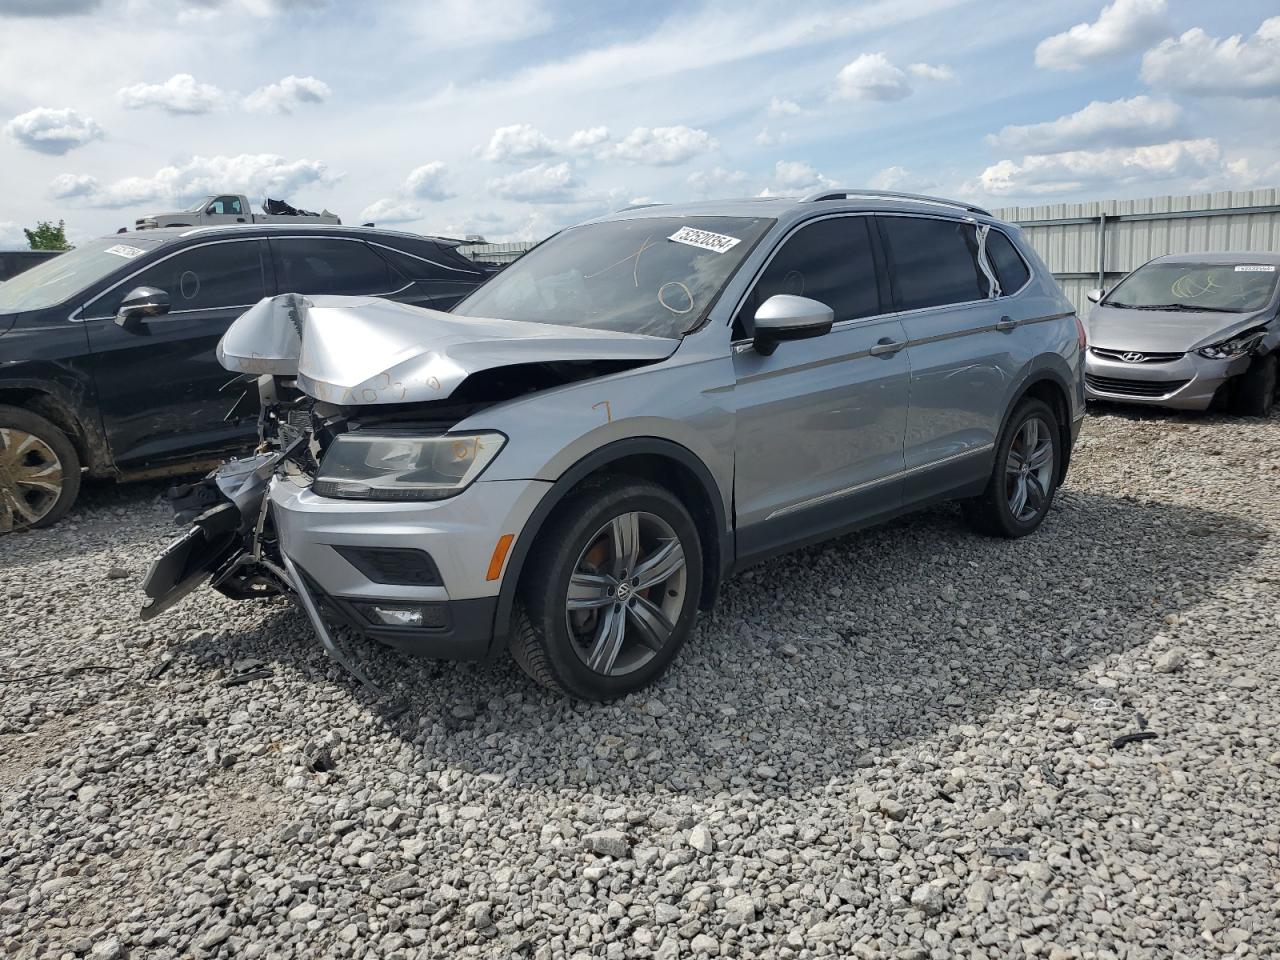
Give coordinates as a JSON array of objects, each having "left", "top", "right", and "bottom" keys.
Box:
[{"left": 1115, "top": 303, "right": 1240, "bottom": 313}]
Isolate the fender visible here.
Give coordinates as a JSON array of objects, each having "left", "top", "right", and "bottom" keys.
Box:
[
  {"left": 489, "top": 436, "right": 730, "bottom": 651},
  {"left": 0, "top": 373, "right": 113, "bottom": 475}
]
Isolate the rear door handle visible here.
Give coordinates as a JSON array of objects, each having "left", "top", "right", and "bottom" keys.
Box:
[
  {"left": 870, "top": 338, "right": 906, "bottom": 356},
  {"left": 995, "top": 315, "right": 1019, "bottom": 332}
]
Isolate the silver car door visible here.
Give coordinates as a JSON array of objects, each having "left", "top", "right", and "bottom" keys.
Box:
[{"left": 731, "top": 214, "right": 909, "bottom": 560}]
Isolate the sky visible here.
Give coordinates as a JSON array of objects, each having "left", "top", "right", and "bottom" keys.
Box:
[{"left": 1, "top": 0, "right": 1278, "bottom": 248}]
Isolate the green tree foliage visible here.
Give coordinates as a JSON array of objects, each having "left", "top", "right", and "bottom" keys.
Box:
[{"left": 24, "top": 220, "right": 71, "bottom": 251}]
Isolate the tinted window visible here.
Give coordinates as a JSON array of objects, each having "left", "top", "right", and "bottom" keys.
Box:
[
  {"left": 985, "top": 229, "right": 1030, "bottom": 295},
  {"left": 91, "top": 240, "right": 266, "bottom": 317},
  {"left": 736, "top": 216, "right": 881, "bottom": 336},
  {"left": 271, "top": 238, "right": 399, "bottom": 296},
  {"left": 880, "top": 216, "right": 988, "bottom": 311},
  {"left": 376, "top": 241, "right": 484, "bottom": 282}
]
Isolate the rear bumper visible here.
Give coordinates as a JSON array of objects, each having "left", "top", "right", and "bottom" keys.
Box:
[{"left": 1084, "top": 349, "right": 1246, "bottom": 410}]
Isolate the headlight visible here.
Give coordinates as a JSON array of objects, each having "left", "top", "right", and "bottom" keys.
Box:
[
  {"left": 1197, "top": 329, "right": 1266, "bottom": 360},
  {"left": 313, "top": 432, "right": 505, "bottom": 501}
]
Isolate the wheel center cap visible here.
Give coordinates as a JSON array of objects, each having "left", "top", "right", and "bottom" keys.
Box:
[{"left": 616, "top": 582, "right": 632, "bottom": 601}]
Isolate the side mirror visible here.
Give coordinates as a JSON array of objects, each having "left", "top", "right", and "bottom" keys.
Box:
[
  {"left": 752, "top": 295, "right": 834, "bottom": 356},
  {"left": 1086, "top": 288, "right": 1106, "bottom": 304},
  {"left": 115, "top": 286, "right": 170, "bottom": 326}
]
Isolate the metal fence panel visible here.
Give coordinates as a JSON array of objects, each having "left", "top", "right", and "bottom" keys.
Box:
[{"left": 994, "top": 189, "right": 1280, "bottom": 316}]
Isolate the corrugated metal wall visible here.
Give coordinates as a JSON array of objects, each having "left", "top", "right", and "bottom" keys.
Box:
[
  {"left": 994, "top": 189, "right": 1280, "bottom": 316},
  {"left": 455, "top": 240, "right": 536, "bottom": 265}
]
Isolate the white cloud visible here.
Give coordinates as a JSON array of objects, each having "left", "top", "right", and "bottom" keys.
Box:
[
  {"left": 49, "top": 173, "right": 99, "bottom": 199},
  {"left": 0, "top": 221, "right": 27, "bottom": 250},
  {"left": 404, "top": 0, "right": 550, "bottom": 49},
  {"left": 480, "top": 123, "right": 558, "bottom": 163},
  {"left": 1141, "top": 17, "right": 1280, "bottom": 98},
  {"left": 604, "top": 125, "right": 716, "bottom": 166},
  {"left": 243, "top": 74, "right": 330, "bottom": 114},
  {"left": 4, "top": 106, "right": 103, "bottom": 155},
  {"left": 767, "top": 96, "right": 803, "bottom": 117},
  {"left": 869, "top": 166, "right": 910, "bottom": 189},
  {"left": 754, "top": 127, "right": 786, "bottom": 147},
  {"left": 486, "top": 161, "right": 580, "bottom": 203},
  {"left": 907, "top": 62, "right": 955, "bottom": 82},
  {"left": 975, "top": 138, "right": 1222, "bottom": 195},
  {"left": 117, "top": 73, "right": 227, "bottom": 115},
  {"left": 1035, "top": 0, "right": 1168, "bottom": 71},
  {"left": 686, "top": 166, "right": 749, "bottom": 196},
  {"left": 51, "top": 153, "right": 335, "bottom": 208},
  {"left": 403, "top": 161, "right": 455, "bottom": 201},
  {"left": 833, "top": 53, "right": 912, "bottom": 102},
  {"left": 986, "top": 96, "right": 1182, "bottom": 153},
  {"left": 565, "top": 126, "right": 609, "bottom": 153},
  {"left": 759, "top": 160, "right": 837, "bottom": 196},
  {"left": 358, "top": 197, "right": 422, "bottom": 224},
  {"left": 0, "top": 0, "right": 99, "bottom": 14}
]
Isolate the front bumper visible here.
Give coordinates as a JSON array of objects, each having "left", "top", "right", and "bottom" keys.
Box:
[
  {"left": 1084, "top": 348, "right": 1248, "bottom": 410},
  {"left": 269, "top": 475, "right": 551, "bottom": 660}
]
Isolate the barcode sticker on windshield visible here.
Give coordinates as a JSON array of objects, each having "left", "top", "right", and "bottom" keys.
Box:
[
  {"left": 1235, "top": 265, "right": 1275, "bottom": 272},
  {"left": 668, "top": 226, "right": 741, "bottom": 254},
  {"left": 105, "top": 244, "right": 146, "bottom": 259}
]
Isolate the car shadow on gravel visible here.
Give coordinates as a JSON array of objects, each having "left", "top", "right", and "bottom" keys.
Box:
[{"left": 178, "top": 487, "right": 1266, "bottom": 801}]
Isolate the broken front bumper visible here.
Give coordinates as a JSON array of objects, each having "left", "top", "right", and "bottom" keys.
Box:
[{"left": 1084, "top": 349, "right": 1248, "bottom": 410}]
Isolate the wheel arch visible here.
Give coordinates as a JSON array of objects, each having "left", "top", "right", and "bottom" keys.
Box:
[
  {"left": 0, "top": 383, "right": 111, "bottom": 476},
  {"left": 491, "top": 437, "right": 730, "bottom": 651}
]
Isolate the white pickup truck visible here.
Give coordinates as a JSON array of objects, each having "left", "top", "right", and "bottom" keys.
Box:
[{"left": 135, "top": 195, "right": 340, "bottom": 230}]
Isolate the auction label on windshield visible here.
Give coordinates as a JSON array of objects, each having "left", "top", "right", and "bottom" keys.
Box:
[
  {"left": 668, "top": 226, "right": 741, "bottom": 254},
  {"left": 1235, "top": 265, "right": 1275, "bottom": 272},
  {"left": 105, "top": 244, "right": 146, "bottom": 259}
]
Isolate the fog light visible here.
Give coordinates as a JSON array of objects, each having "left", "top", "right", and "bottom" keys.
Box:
[{"left": 354, "top": 601, "right": 448, "bottom": 629}]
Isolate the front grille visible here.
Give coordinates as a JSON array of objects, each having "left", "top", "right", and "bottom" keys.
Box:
[
  {"left": 1090, "top": 347, "right": 1184, "bottom": 364},
  {"left": 332, "top": 545, "right": 443, "bottom": 586},
  {"left": 1086, "top": 374, "right": 1189, "bottom": 398}
]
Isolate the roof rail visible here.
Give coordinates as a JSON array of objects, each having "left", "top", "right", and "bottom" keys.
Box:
[
  {"left": 801, "top": 189, "right": 991, "bottom": 217},
  {"left": 616, "top": 201, "right": 667, "bottom": 212}
]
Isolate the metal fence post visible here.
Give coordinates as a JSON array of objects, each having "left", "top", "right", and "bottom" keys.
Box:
[{"left": 1097, "top": 212, "right": 1106, "bottom": 289}]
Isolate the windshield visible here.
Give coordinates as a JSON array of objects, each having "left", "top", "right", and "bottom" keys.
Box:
[
  {"left": 186, "top": 196, "right": 215, "bottom": 213},
  {"left": 0, "top": 237, "right": 163, "bottom": 314},
  {"left": 1105, "top": 262, "right": 1279, "bottom": 313},
  {"left": 453, "top": 215, "right": 773, "bottom": 337}
]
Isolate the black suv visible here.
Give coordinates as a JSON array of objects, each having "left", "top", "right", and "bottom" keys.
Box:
[{"left": 0, "top": 225, "right": 499, "bottom": 531}]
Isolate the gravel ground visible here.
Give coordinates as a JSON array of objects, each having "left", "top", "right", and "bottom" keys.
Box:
[{"left": 2, "top": 406, "right": 1278, "bottom": 960}]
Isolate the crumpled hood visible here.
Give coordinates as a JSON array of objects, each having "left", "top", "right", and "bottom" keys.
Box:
[
  {"left": 1087, "top": 303, "right": 1271, "bottom": 353},
  {"left": 217, "top": 293, "right": 679, "bottom": 404}
]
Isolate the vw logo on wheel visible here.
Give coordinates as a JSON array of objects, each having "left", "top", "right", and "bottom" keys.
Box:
[{"left": 1121, "top": 352, "right": 1145, "bottom": 363}]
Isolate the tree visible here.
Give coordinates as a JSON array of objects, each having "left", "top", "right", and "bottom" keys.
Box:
[{"left": 24, "top": 220, "right": 71, "bottom": 251}]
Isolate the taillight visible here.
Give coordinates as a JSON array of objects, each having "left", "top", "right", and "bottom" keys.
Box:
[{"left": 1074, "top": 315, "right": 1087, "bottom": 351}]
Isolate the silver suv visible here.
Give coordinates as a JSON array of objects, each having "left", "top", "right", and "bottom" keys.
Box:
[{"left": 141, "top": 190, "right": 1085, "bottom": 699}]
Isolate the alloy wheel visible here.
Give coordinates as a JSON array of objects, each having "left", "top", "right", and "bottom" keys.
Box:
[
  {"left": 564, "top": 511, "right": 688, "bottom": 676},
  {"left": 0, "top": 427, "right": 64, "bottom": 532},
  {"left": 1004, "top": 416, "right": 1054, "bottom": 524}
]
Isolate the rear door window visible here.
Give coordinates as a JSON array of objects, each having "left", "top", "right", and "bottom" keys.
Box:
[
  {"left": 735, "top": 216, "right": 883, "bottom": 336},
  {"left": 878, "top": 216, "right": 989, "bottom": 311},
  {"left": 984, "top": 228, "right": 1031, "bottom": 295},
  {"left": 270, "top": 237, "right": 401, "bottom": 296},
  {"left": 89, "top": 240, "right": 267, "bottom": 317}
]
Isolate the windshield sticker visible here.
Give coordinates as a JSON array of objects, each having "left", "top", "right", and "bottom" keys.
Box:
[
  {"left": 105, "top": 244, "right": 146, "bottom": 259},
  {"left": 1235, "top": 265, "right": 1275, "bottom": 272},
  {"left": 668, "top": 226, "right": 741, "bottom": 254}
]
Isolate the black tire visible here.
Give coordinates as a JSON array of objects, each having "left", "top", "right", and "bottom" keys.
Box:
[
  {"left": 510, "top": 478, "right": 703, "bottom": 700},
  {"left": 0, "top": 404, "right": 81, "bottom": 533},
  {"left": 1231, "top": 353, "right": 1276, "bottom": 418},
  {"left": 963, "top": 397, "right": 1061, "bottom": 539}
]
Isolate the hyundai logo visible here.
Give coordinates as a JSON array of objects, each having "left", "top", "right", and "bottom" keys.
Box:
[{"left": 1121, "top": 352, "right": 1145, "bottom": 363}]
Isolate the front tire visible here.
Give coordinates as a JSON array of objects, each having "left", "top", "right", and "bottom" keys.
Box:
[
  {"left": 511, "top": 478, "right": 703, "bottom": 700},
  {"left": 963, "top": 397, "right": 1061, "bottom": 539},
  {"left": 0, "top": 404, "right": 81, "bottom": 533},
  {"left": 1231, "top": 353, "right": 1276, "bottom": 418}
]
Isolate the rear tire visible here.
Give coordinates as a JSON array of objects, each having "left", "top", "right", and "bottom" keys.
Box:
[
  {"left": 0, "top": 404, "right": 81, "bottom": 533},
  {"left": 510, "top": 478, "right": 703, "bottom": 700},
  {"left": 1231, "top": 353, "right": 1276, "bottom": 417},
  {"left": 963, "top": 397, "right": 1061, "bottom": 539}
]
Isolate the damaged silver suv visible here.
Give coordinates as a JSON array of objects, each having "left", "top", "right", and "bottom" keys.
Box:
[{"left": 142, "top": 191, "right": 1085, "bottom": 699}]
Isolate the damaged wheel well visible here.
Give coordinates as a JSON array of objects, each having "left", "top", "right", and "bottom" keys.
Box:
[{"left": 0, "top": 387, "right": 109, "bottom": 476}]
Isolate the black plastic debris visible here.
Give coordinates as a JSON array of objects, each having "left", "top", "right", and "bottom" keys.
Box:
[{"left": 1111, "top": 731, "right": 1159, "bottom": 749}]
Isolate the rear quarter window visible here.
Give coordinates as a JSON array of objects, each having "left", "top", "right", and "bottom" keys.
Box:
[{"left": 985, "top": 229, "right": 1031, "bottom": 295}]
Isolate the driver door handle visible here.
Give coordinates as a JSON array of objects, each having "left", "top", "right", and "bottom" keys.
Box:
[
  {"left": 870, "top": 337, "right": 906, "bottom": 356},
  {"left": 995, "top": 315, "right": 1019, "bottom": 331}
]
